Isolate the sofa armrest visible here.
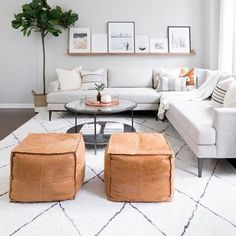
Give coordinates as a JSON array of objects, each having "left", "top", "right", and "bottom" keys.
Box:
[
  {"left": 213, "top": 108, "right": 236, "bottom": 158},
  {"left": 48, "top": 80, "right": 59, "bottom": 93}
]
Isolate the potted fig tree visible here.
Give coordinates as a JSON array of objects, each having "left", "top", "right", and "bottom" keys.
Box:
[{"left": 12, "top": 0, "right": 78, "bottom": 108}]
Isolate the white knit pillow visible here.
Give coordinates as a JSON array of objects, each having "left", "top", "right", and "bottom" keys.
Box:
[
  {"left": 211, "top": 77, "right": 235, "bottom": 108},
  {"left": 56, "top": 67, "right": 82, "bottom": 91},
  {"left": 224, "top": 81, "right": 236, "bottom": 107}
]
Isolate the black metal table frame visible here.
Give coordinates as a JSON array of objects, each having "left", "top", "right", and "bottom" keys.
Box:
[{"left": 74, "top": 108, "right": 135, "bottom": 154}]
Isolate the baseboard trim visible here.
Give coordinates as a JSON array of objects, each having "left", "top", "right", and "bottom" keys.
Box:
[{"left": 0, "top": 103, "right": 34, "bottom": 108}]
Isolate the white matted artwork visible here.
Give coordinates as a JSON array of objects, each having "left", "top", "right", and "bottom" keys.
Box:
[
  {"left": 168, "top": 26, "right": 191, "bottom": 53},
  {"left": 92, "top": 33, "right": 107, "bottom": 53},
  {"left": 135, "top": 35, "right": 149, "bottom": 53},
  {"left": 150, "top": 38, "right": 168, "bottom": 53},
  {"left": 108, "top": 21, "right": 135, "bottom": 53},
  {"left": 69, "top": 27, "right": 91, "bottom": 53}
]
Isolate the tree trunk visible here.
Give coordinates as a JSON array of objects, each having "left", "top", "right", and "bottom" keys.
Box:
[{"left": 41, "top": 32, "right": 46, "bottom": 95}]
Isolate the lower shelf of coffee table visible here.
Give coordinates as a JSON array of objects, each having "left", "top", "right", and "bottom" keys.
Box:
[{"left": 67, "top": 121, "right": 135, "bottom": 146}]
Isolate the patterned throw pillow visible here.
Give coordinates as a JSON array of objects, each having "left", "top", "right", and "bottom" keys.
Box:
[
  {"left": 156, "top": 75, "right": 187, "bottom": 92},
  {"left": 179, "top": 68, "right": 196, "bottom": 86},
  {"left": 80, "top": 68, "right": 106, "bottom": 90},
  {"left": 211, "top": 77, "right": 235, "bottom": 108},
  {"left": 224, "top": 81, "right": 236, "bottom": 107}
]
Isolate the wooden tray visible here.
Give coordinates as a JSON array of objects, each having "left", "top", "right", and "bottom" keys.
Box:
[{"left": 85, "top": 99, "right": 119, "bottom": 107}]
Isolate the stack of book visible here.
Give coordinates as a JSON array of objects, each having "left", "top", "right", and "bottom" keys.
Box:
[
  {"left": 80, "top": 124, "right": 101, "bottom": 135},
  {"left": 104, "top": 123, "right": 124, "bottom": 134}
]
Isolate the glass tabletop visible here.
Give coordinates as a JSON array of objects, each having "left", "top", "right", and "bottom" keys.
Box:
[{"left": 65, "top": 99, "right": 137, "bottom": 114}]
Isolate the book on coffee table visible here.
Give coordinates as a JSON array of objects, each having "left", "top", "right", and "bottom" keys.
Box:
[
  {"left": 80, "top": 124, "right": 101, "bottom": 135},
  {"left": 104, "top": 123, "right": 124, "bottom": 134}
]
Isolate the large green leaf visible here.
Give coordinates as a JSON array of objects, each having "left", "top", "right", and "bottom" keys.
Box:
[
  {"left": 40, "top": 11, "right": 48, "bottom": 23},
  {"left": 49, "top": 9, "right": 61, "bottom": 20},
  {"left": 12, "top": 0, "right": 78, "bottom": 37},
  {"left": 22, "top": 4, "right": 32, "bottom": 12}
]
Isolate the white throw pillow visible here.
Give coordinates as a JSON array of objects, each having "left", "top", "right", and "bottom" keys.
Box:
[
  {"left": 224, "top": 81, "right": 236, "bottom": 107},
  {"left": 156, "top": 75, "right": 187, "bottom": 91},
  {"left": 211, "top": 77, "right": 235, "bottom": 108},
  {"left": 80, "top": 68, "right": 105, "bottom": 90},
  {"left": 153, "top": 68, "right": 180, "bottom": 89},
  {"left": 56, "top": 67, "right": 82, "bottom": 91}
]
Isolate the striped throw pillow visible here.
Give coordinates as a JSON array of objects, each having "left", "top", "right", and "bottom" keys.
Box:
[
  {"left": 211, "top": 77, "right": 235, "bottom": 108},
  {"left": 224, "top": 81, "right": 236, "bottom": 107},
  {"left": 80, "top": 68, "right": 106, "bottom": 90},
  {"left": 156, "top": 75, "right": 187, "bottom": 92}
]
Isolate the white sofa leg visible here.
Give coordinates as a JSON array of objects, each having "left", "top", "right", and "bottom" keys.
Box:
[{"left": 198, "top": 158, "right": 203, "bottom": 177}]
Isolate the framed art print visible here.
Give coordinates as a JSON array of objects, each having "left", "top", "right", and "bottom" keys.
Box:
[
  {"left": 108, "top": 21, "right": 135, "bottom": 53},
  {"left": 168, "top": 26, "right": 191, "bottom": 53},
  {"left": 92, "top": 33, "right": 108, "bottom": 53},
  {"left": 135, "top": 35, "right": 149, "bottom": 53},
  {"left": 69, "top": 27, "right": 91, "bottom": 53},
  {"left": 150, "top": 38, "right": 168, "bottom": 53}
]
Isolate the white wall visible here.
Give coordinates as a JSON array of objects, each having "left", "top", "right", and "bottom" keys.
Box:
[{"left": 0, "top": 0, "right": 217, "bottom": 104}]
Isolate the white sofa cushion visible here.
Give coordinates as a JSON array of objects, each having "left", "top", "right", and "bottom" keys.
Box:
[
  {"left": 108, "top": 68, "right": 153, "bottom": 88},
  {"left": 166, "top": 100, "right": 216, "bottom": 145},
  {"left": 103, "top": 88, "right": 160, "bottom": 104},
  {"left": 47, "top": 88, "right": 160, "bottom": 104},
  {"left": 47, "top": 90, "right": 97, "bottom": 104}
]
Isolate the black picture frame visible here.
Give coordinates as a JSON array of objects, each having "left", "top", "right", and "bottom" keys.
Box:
[
  {"left": 107, "top": 21, "right": 135, "bottom": 53},
  {"left": 167, "top": 26, "right": 191, "bottom": 53}
]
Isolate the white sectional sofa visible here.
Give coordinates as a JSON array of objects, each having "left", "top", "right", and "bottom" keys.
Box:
[{"left": 47, "top": 68, "right": 236, "bottom": 177}]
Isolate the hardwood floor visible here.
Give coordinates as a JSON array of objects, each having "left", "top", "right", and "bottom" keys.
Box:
[{"left": 0, "top": 108, "right": 35, "bottom": 140}]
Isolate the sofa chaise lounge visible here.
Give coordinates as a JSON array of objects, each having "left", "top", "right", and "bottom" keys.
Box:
[{"left": 47, "top": 68, "right": 236, "bottom": 177}]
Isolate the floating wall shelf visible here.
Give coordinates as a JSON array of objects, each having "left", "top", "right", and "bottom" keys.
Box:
[{"left": 67, "top": 49, "right": 196, "bottom": 56}]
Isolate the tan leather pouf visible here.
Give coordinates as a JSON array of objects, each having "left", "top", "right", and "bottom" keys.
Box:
[
  {"left": 104, "top": 133, "right": 175, "bottom": 202},
  {"left": 9, "top": 133, "right": 85, "bottom": 202}
]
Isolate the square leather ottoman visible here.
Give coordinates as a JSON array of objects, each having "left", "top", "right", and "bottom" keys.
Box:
[
  {"left": 104, "top": 133, "right": 174, "bottom": 202},
  {"left": 10, "top": 133, "right": 85, "bottom": 202}
]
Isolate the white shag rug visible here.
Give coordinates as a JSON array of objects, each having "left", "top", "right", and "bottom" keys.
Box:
[{"left": 0, "top": 110, "right": 236, "bottom": 236}]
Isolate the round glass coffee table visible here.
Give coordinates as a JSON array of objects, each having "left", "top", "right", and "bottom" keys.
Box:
[{"left": 65, "top": 99, "right": 137, "bottom": 154}]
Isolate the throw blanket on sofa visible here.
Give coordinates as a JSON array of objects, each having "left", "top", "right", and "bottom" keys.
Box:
[{"left": 157, "top": 71, "right": 222, "bottom": 120}]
